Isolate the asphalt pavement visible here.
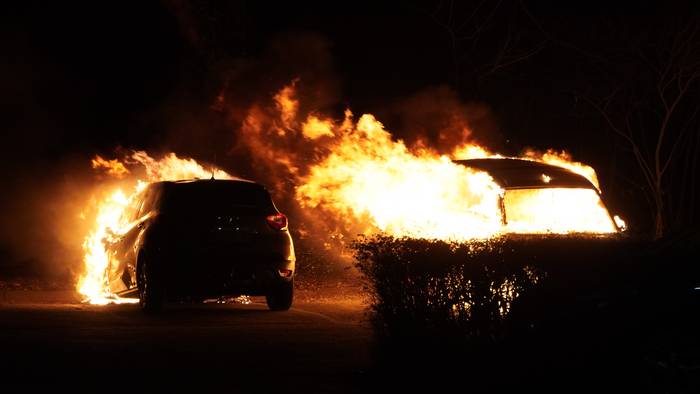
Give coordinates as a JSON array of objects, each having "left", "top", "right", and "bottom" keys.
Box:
[{"left": 0, "top": 291, "right": 373, "bottom": 392}]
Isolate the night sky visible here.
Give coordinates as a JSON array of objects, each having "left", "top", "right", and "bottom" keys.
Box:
[
  {"left": 4, "top": 2, "right": 690, "bottom": 154},
  {"left": 2, "top": 1, "right": 699, "bottom": 276}
]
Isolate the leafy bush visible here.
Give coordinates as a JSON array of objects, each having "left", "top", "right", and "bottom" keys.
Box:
[
  {"left": 352, "top": 234, "right": 700, "bottom": 390},
  {"left": 354, "top": 234, "right": 647, "bottom": 342}
]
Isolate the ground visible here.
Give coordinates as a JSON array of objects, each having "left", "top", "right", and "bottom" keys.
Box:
[
  {"left": 2, "top": 269, "right": 699, "bottom": 392},
  {"left": 0, "top": 285, "right": 372, "bottom": 391}
]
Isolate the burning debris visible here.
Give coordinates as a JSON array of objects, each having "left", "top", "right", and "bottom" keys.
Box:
[{"left": 77, "top": 81, "right": 623, "bottom": 304}]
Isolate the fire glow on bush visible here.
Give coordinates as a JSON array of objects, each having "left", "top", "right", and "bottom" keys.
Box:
[{"left": 77, "top": 81, "right": 622, "bottom": 304}]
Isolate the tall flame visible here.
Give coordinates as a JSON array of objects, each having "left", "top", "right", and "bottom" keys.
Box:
[
  {"left": 264, "top": 81, "right": 618, "bottom": 241},
  {"left": 295, "top": 113, "right": 617, "bottom": 241},
  {"left": 297, "top": 114, "right": 504, "bottom": 241}
]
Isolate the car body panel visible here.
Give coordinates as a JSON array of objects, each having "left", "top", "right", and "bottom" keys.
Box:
[
  {"left": 106, "top": 179, "right": 296, "bottom": 299},
  {"left": 453, "top": 158, "right": 595, "bottom": 190}
]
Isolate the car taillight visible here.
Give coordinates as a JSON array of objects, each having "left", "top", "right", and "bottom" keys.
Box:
[
  {"left": 278, "top": 269, "right": 293, "bottom": 278},
  {"left": 266, "top": 213, "right": 288, "bottom": 231}
]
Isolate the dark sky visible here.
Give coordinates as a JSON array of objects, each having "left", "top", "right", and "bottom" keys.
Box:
[
  {"left": 2, "top": 1, "right": 459, "bottom": 158},
  {"left": 3, "top": 1, "right": 692, "bottom": 156}
]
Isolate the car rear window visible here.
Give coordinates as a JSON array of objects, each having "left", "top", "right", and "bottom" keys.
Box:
[{"left": 160, "top": 181, "right": 274, "bottom": 212}]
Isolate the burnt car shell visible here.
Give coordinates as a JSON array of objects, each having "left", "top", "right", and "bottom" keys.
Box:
[
  {"left": 454, "top": 158, "right": 595, "bottom": 190},
  {"left": 107, "top": 179, "right": 295, "bottom": 302},
  {"left": 453, "top": 158, "right": 621, "bottom": 232}
]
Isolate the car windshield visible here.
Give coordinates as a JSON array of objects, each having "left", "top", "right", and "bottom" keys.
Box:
[
  {"left": 160, "top": 182, "right": 274, "bottom": 213},
  {"left": 502, "top": 187, "right": 617, "bottom": 234}
]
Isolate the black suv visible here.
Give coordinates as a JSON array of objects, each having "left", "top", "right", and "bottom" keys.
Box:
[{"left": 106, "top": 179, "right": 296, "bottom": 312}]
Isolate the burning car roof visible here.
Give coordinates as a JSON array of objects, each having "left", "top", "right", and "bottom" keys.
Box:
[{"left": 454, "top": 158, "right": 596, "bottom": 190}]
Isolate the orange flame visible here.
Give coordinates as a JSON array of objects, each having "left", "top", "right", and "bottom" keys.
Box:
[
  {"left": 91, "top": 155, "right": 130, "bottom": 178},
  {"left": 302, "top": 115, "right": 335, "bottom": 139},
  {"left": 451, "top": 144, "right": 503, "bottom": 160},
  {"left": 78, "top": 151, "right": 233, "bottom": 304},
  {"left": 297, "top": 114, "right": 504, "bottom": 241},
  {"left": 79, "top": 81, "right": 624, "bottom": 303},
  {"left": 502, "top": 188, "right": 615, "bottom": 234},
  {"left": 273, "top": 79, "right": 299, "bottom": 133},
  {"left": 296, "top": 113, "right": 617, "bottom": 240},
  {"left": 253, "top": 81, "right": 619, "bottom": 241}
]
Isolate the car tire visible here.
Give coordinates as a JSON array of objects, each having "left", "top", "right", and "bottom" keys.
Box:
[
  {"left": 137, "top": 255, "right": 166, "bottom": 313},
  {"left": 266, "top": 279, "right": 294, "bottom": 311}
]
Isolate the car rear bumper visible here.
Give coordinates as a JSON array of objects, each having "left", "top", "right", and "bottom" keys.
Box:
[
  {"left": 162, "top": 258, "right": 295, "bottom": 298},
  {"left": 156, "top": 241, "right": 295, "bottom": 298}
]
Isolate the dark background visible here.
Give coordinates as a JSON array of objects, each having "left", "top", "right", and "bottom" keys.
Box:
[{"left": 2, "top": 1, "right": 699, "bottom": 280}]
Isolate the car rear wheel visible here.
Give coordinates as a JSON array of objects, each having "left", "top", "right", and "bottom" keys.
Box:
[
  {"left": 137, "top": 256, "right": 165, "bottom": 313},
  {"left": 266, "top": 279, "right": 293, "bottom": 311}
]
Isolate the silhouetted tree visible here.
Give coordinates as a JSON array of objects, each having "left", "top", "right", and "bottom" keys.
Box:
[
  {"left": 425, "top": 0, "right": 548, "bottom": 94},
  {"left": 579, "top": 17, "right": 700, "bottom": 239}
]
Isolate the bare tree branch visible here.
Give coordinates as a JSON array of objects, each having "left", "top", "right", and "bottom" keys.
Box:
[{"left": 661, "top": 104, "right": 700, "bottom": 175}]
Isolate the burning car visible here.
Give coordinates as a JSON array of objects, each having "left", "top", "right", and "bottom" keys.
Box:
[
  {"left": 104, "top": 179, "right": 296, "bottom": 312},
  {"left": 454, "top": 158, "right": 623, "bottom": 235}
]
